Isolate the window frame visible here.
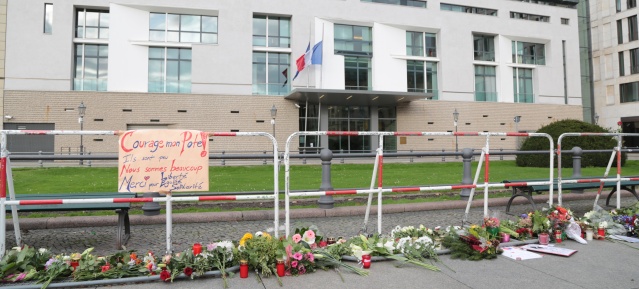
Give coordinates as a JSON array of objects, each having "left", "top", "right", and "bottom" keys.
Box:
[
  {"left": 629, "top": 15, "right": 638, "bottom": 42},
  {"left": 149, "top": 13, "right": 218, "bottom": 44},
  {"left": 75, "top": 8, "right": 110, "bottom": 39},
  {"left": 473, "top": 34, "right": 495, "bottom": 61},
  {"left": 252, "top": 15, "right": 291, "bottom": 48},
  {"left": 344, "top": 56, "right": 372, "bottom": 90},
  {"left": 513, "top": 67, "right": 534, "bottom": 103},
  {"left": 512, "top": 41, "right": 546, "bottom": 65},
  {"left": 252, "top": 51, "right": 290, "bottom": 95},
  {"left": 148, "top": 47, "right": 192, "bottom": 93},
  {"left": 474, "top": 65, "right": 497, "bottom": 102},
  {"left": 44, "top": 3, "right": 53, "bottom": 34},
  {"left": 73, "top": 44, "right": 108, "bottom": 91},
  {"left": 334, "top": 24, "right": 373, "bottom": 56}
]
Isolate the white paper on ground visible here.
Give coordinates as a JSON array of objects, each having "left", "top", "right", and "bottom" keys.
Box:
[
  {"left": 520, "top": 244, "right": 577, "bottom": 257},
  {"left": 501, "top": 246, "right": 543, "bottom": 260},
  {"left": 608, "top": 235, "right": 639, "bottom": 243}
]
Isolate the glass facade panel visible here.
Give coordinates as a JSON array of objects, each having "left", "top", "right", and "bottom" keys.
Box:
[
  {"left": 252, "top": 52, "right": 290, "bottom": 95},
  {"left": 328, "top": 106, "right": 371, "bottom": 153},
  {"left": 73, "top": 44, "right": 108, "bottom": 91},
  {"left": 474, "top": 34, "right": 495, "bottom": 61},
  {"left": 298, "top": 103, "right": 320, "bottom": 148},
  {"left": 620, "top": 51, "right": 626, "bottom": 76},
  {"left": 630, "top": 16, "right": 638, "bottom": 42},
  {"left": 620, "top": 81, "right": 639, "bottom": 103},
  {"left": 513, "top": 68, "right": 533, "bottom": 103},
  {"left": 149, "top": 13, "right": 217, "bottom": 44},
  {"left": 345, "top": 56, "right": 371, "bottom": 90},
  {"left": 631, "top": 48, "right": 639, "bottom": 74},
  {"left": 253, "top": 15, "right": 290, "bottom": 48},
  {"left": 334, "top": 24, "right": 372, "bottom": 55},
  {"left": 76, "top": 9, "right": 109, "bottom": 39},
  {"left": 512, "top": 41, "right": 545, "bottom": 65},
  {"left": 475, "top": 65, "right": 497, "bottom": 101},
  {"left": 148, "top": 47, "right": 191, "bottom": 93}
]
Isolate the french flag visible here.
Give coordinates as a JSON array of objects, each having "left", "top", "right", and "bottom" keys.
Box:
[{"left": 293, "top": 41, "right": 323, "bottom": 81}]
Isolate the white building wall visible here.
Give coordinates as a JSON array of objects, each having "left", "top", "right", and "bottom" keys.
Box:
[
  {"left": 108, "top": 4, "right": 148, "bottom": 92},
  {"left": 371, "top": 23, "right": 406, "bottom": 92}
]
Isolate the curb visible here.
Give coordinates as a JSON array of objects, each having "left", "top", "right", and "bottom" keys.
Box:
[{"left": 6, "top": 191, "right": 633, "bottom": 230}]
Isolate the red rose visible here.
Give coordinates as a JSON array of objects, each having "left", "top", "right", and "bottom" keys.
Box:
[
  {"left": 618, "top": 121, "right": 623, "bottom": 126},
  {"left": 319, "top": 241, "right": 327, "bottom": 248},
  {"left": 160, "top": 269, "right": 171, "bottom": 281},
  {"left": 101, "top": 265, "right": 110, "bottom": 272},
  {"left": 184, "top": 267, "right": 193, "bottom": 277}
]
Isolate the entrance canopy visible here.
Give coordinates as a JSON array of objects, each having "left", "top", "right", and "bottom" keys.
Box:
[{"left": 284, "top": 88, "right": 432, "bottom": 106}]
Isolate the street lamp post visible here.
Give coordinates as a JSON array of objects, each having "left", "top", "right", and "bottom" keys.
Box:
[
  {"left": 514, "top": 115, "right": 521, "bottom": 150},
  {"left": 594, "top": 113, "right": 599, "bottom": 125},
  {"left": 78, "top": 102, "right": 86, "bottom": 165},
  {"left": 270, "top": 104, "right": 277, "bottom": 138},
  {"left": 453, "top": 108, "right": 459, "bottom": 159}
]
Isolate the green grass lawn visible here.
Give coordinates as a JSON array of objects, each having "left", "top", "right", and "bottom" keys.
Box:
[{"left": 9, "top": 160, "right": 639, "bottom": 194}]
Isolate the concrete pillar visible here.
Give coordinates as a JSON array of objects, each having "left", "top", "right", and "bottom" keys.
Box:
[
  {"left": 571, "top": 146, "right": 583, "bottom": 194},
  {"left": 318, "top": 148, "right": 335, "bottom": 209},
  {"left": 141, "top": 192, "right": 161, "bottom": 216},
  {"left": 460, "top": 148, "right": 474, "bottom": 200}
]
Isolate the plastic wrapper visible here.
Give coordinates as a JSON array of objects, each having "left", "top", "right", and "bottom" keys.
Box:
[{"left": 565, "top": 219, "right": 587, "bottom": 244}]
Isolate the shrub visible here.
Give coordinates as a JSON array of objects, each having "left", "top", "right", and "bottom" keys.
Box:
[{"left": 515, "top": 119, "right": 626, "bottom": 168}]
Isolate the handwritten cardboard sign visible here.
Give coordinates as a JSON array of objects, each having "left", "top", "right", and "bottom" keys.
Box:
[{"left": 118, "top": 130, "right": 209, "bottom": 193}]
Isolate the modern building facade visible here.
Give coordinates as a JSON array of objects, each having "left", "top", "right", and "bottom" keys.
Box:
[
  {"left": 591, "top": 0, "right": 639, "bottom": 147},
  {"left": 3, "top": 0, "right": 583, "bottom": 155}
]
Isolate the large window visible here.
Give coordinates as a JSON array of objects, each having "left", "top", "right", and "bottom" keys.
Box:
[
  {"left": 510, "top": 12, "right": 550, "bottom": 22},
  {"left": 629, "top": 0, "right": 636, "bottom": 9},
  {"left": 618, "top": 20, "right": 624, "bottom": 44},
  {"left": 149, "top": 13, "right": 217, "bottom": 44},
  {"left": 475, "top": 65, "right": 497, "bottom": 102},
  {"left": 617, "top": 0, "right": 623, "bottom": 12},
  {"left": 298, "top": 103, "right": 320, "bottom": 149},
  {"left": 361, "top": 0, "right": 426, "bottom": 7},
  {"left": 629, "top": 16, "right": 638, "bottom": 42},
  {"left": 631, "top": 48, "right": 639, "bottom": 74},
  {"left": 76, "top": 9, "right": 109, "bottom": 39},
  {"left": 512, "top": 41, "right": 545, "bottom": 65},
  {"left": 474, "top": 34, "right": 495, "bottom": 61},
  {"left": 44, "top": 3, "right": 53, "bottom": 34},
  {"left": 252, "top": 52, "right": 290, "bottom": 95},
  {"left": 334, "top": 24, "right": 372, "bottom": 56},
  {"left": 407, "top": 60, "right": 438, "bottom": 98},
  {"left": 345, "top": 56, "right": 371, "bottom": 90},
  {"left": 378, "top": 107, "right": 397, "bottom": 152},
  {"left": 620, "top": 51, "right": 626, "bottom": 76},
  {"left": 328, "top": 106, "right": 371, "bottom": 153},
  {"left": 621, "top": 81, "right": 639, "bottom": 103},
  {"left": 74, "top": 44, "right": 108, "bottom": 91},
  {"left": 253, "top": 15, "right": 290, "bottom": 48},
  {"left": 440, "top": 3, "right": 497, "bottom": 16},
  {"left": 148, "top": 47, "right": 192, "bottom": 93},
  {"left": 513, "top": 68, "right": 533, "bottom": 103},
  {"left": 406, "top": 31, "right": 436, "bottom": 57}
]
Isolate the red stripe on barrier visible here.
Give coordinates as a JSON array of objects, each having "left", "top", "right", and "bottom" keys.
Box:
[
  {"left": 326, "top": 131, "right": 359, "bottom": 136},
  {"left": 577, "top": 179, "right": 601, "bottom": 183},
  {"left": 617, "top": 150, "right": 622, "bottom": 175},
  {"left": 326, "top": 190, "right": 358, "bottom": 195},
  {"left": 392, "top": 187, "right": 420, "bottom": 192},
  {"left": 394, "top": 132, "right": 422, "bottom": 136},
  {"left": 0, "top": 157, "right": 6, "bottom": 198},
  {"left": 506, "top": 132, "right": 530, "bottom": 137},
  {"left": 199, "top": 196, "right": 238, "bottom": 201},
  {"left": 630, "top": 177, "right": 639, "bottom": 181},
  {"left": 451, "top": 184, "right": 476, "bottom": 190},
  {"left": 21, "top": 130, "right": 51, "bottom": 135},
  {"left": 20, "top": 199, "right": 64, "bottom": 205},
  {"left": 484, "top": 154, "right": 490, "bottom": 183},
  {"left": 455, "top": 132, "right": 479, "bottom": 136},
  {"left": 503, "top": 182, "right": 529, "bottom": 188},
  {"left": 377, "top": 155, "right": 384, "bottom": 188},
  {"left": 130, "top": 197, "right": 156, "bottom": 203},
  {"left": 113, "top": 198, "right": 141, "bottom": 203},
  {"left": 209, "top": 132, "right": 237, "bottom": 136}
]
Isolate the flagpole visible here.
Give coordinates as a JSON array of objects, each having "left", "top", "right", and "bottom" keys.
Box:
[
  {"left": 304, "top": 99, "right": 308, "bottom": 147},
  {"left": 320, "top": 22, "right": 324, "bottom": 89},
  {"left": 307, "top": 22, "right": 311, "bottom": 88}
]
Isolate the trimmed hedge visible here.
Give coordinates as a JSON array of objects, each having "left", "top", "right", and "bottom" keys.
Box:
[{"left": 515, "top": 119, "right": 626, "bottom": 168}]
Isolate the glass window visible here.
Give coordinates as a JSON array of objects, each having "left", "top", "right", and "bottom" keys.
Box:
[
  {"left": 620, "top": 51, "right": 626, "bottom": 76},
  {"left": 74, "top": 44, "right": 108, "bottom": 91},
  {"left": 334, "top": 24, "right": 372, "bottom": 56},
  {"left": 406, "top": 31, "right": 436, "bottom": 57},
  {"left": 406, "top": 60, "right": 438, "bottom": 98},
  {"left": 378, "top": 107, "right": 397, "bottom": 152},
  {"left": 345, "top": 56, "right": 371, "bottom": 90},
  {"left": 475, "top": 65, "right": 497, "bottom": 101},
  {"left": 328, "top": 106, "right": 371, "bottom": 153},
  {"left": 361, "top": 0, "right": 426, "bottom": 8},
  {"left": 148, "top": 47, "right": 191, "bottom": 93},
  {"left": 252, "top": 52, "right": 290, "bottom": 95},
  {"left": 629, "top": 16, "right": 638, "bottom": 42},
  {"left": 630, "top": 0, "right": 637, "bottom": 9},
  {"left": 510, "top": 12, "right": 550, "bottom": 22},
  {"left": 630, "top": 48, "right": 639, "bottom": 74},
  {"left": 474, "top": 34, "right": 495, "bottom": 61},
  {"left": 440, "top": 3, "right": 497, "bottom": 16},
  {"left": 513, "top": 68, "right": 533, "bottom": 103},
  {"left": 618, "top": 20, "right": 624, "bottom": 44},
  {"left": 252, "top": 15, "right": 290, "bottom": 48},
  {"left": 512, "top": 41, "right": 545, "bottom": 65},
  {"left": 298, "top": 103, "right": 320, "bottom": 148},
  {"left": 561, "top": 18, "right": 570, "bottom": 25},
  {"left": 621, "top": 82, "right": 639, "bottom": 103},
  {"left": 76, "top": 9, "right": 109, "bottom": 39},
  {"left": 149, "top": 13, "right": 218, "bottom": 44},
  {"left": 44, "top": 3, "right": 53, "bottom": 34},
  {"left": 618, "top": 0, "right": 623, "bottom": 11}
]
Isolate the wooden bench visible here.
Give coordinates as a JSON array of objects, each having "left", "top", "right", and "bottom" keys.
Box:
[
  {"left": 502, "top": 178, "right": 639, "bottom": 214},
  {"left": 5, "top": 192, "right": 137, "bottom": 249}
]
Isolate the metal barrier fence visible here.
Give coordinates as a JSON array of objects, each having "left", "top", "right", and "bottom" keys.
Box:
[{"left": 0, "top": 130, "right": 279, "bottom": 257}]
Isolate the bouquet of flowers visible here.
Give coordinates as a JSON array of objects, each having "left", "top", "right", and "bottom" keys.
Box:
[
  {"left": 237, "top": 231, "right": 282, "bottom": 279},
  {"left": 390, "top": 225, "right": 433, "bottom": 240},
  {"left": 582, "top": 206, "right": 627, "bottom": 236},
  {"left": 344, "top": 234, "right": 394, "bottom": 260},
  {"left": 74, "top": 248, "right": 145, "bottom": 282},
  {"left": 0, "top": 245, "right": 49, "bottom": 283},
  {"left": 514, "top": 213, "right": 534, "bottom": 239},
  {"left": 610, "top": 202, "right": 639, "bottom": 236},
  {"left": 547, "top": 205, "right": 572, "bottom": 229},
  {"left": 530, "top": 210, "right": 551, "bottom": 235},
  {"left": 285, "top": 227, "right": 321, "bottom": 276},
  {"left": 388, "top": 235, "right": 441, "bottom": 272},
  {"left": 442, "top": 225, "right": 502, "bottom": 261}
]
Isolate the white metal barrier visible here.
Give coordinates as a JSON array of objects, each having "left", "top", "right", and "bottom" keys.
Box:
[
  {"left": 557, "top": 132, "right": 639, "bottom": 209},
  {"left": 282, "top": 131, "right": 554, "bottom": 237},
  {"left": 0, "top": 130, "right": 279, "bottom": 257}
]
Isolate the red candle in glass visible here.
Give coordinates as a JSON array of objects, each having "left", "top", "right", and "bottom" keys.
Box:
[
  {"left": 598, "top": 227, "right": 605, "bottom": 237},
  {"left": 240, "top": 260, "right": 249, "bottom": 278},
  {"left": 362, "top": 255, "right": 371, "bottom": 269},
  {"left": 276, "top": 260, "right": 285, "bottom": 277},
  {"left": 192, "top": 243, "right": 202, "bottom": 255},
  {"left": 555, "top": 230, "right": 562, "bottom": 243},
  {"left": 70, "top": 260, "right": 79, "bottom": 271}
]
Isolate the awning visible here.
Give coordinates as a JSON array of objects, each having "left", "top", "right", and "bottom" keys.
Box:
[{"left": 284, "top": 88, "right": 432, "bottom": 106}]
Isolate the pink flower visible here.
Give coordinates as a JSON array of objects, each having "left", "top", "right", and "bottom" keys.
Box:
[
  {"left": 293, "top": 252, "right": 303, "bottom": 260},
  {"left": 207, "top": 243, "right": 217, "bottom": 251},
  {"left": 285, "top": 245, "right": 293, "bottom": 259},
  {"left": 298, "top": 265, "right": 306, "bottom": 275},
  {"left": 302, "top": 230, "right": 316, "bottom": 244},
  {"left": 291, "top": 260, "right": 298, "bottom": 268},
  {"left": 292, "top": 234, "right": 302, "bottom": 243},
  {"left": 310, "top": 243, "right": 317, "bottom": 250},
  {"left": 305, "top": 252, "right": 315, "bottom": 262}
]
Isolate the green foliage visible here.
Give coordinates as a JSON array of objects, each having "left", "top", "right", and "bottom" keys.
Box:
[{"left": 516, "top": 119, "right": 626, "bottom": 168}]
